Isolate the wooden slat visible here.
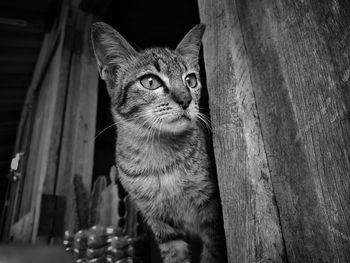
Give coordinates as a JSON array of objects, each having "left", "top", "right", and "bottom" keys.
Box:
[
  {"left": 54, "top": 10, "right": 98, "bottom": 232},
  {"left": 2, "top": 2, "right": 70, "bottom": 242},
  {"left": 236, "top": 0, "right": 350, "bottom": 262},
  {"left": 198, "top": 1, "right": 286, "bottom": 262},
  {"left": 28, "top": 13, "right": 71, "bottom": 242},
  {"left": 10, "top": 211, "right": 33, "bottom": 242}
]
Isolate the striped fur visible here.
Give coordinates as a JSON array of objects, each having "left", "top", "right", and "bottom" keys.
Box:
[{"left": 91, "top": 22, "right": 227, "bottom": 263}]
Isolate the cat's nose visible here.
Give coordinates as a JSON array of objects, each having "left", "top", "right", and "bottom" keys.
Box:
[{"left": 171, "top": 89, "right": 192, "bottom": 109}]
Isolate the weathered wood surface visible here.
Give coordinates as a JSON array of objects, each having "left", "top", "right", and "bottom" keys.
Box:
[
  {"left": 55, "top": 9, "right": 98, "bottom": 232},
  {"left": 4, "top": 5, "right": 98, "bottom": 242},
  {"left": 198, "top": 1, "right": 286, "bottom": 262},
  {"left": 2, "top": 4, "right": 69, "bottom": 241},
  {"left": 9, "top": 6, "right": 70, "bottom": 242},
  {"left": 199, "top": 0, "right": 350, "bottom": 262}
]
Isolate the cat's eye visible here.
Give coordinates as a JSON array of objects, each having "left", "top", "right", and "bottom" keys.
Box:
[
  {"left": 139, "top": 74, "right": 162, "bottom": 90},
  {"left": 185, "top": 73, "right": 197, "bottom": 89}
]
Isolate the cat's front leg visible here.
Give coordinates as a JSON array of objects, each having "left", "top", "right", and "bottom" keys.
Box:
[
  {"left": 159, "top": 240, "right": 190, "bottom": 263},
  {"left": 148, "top": 219, "right": 191, "bottom": 263}
]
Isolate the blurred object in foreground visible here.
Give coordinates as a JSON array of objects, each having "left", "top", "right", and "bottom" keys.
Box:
[
  {"left": 0, "top": 245, "right": 74, "bottom": 263},
  {"left": 63, "top": 225, "right": 144, "bottom": 263}
]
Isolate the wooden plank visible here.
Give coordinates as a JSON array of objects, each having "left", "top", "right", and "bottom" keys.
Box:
[
  {"left": 55, "top": 10, "right": 98, "bottom": 232},
  {"left": 37, "top": 194, "right": 66, "bottom": 238},
  {"left": 197, "top": 1, "right": 286, "bottom": 262},
  {"left": 232, "top": 0, "right": 350, "bottom": 262},
  {"left": 10, "top": 211, "right": 34, "bottom": 242},
  {"left": 18, "top": 42, "right": 63, "bottom": 224},
  {"left": 41, "top": 9, "right": 76, "bottom": 197},
  {"left": 2, "top": 3, "right": 70, "bottom": 242},
  {"left": 30, "top": 10, "right": 72, "bottom": 242}
]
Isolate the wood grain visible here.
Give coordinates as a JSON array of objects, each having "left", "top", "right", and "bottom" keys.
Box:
[
  {"left": 199, "top": 0, "right": 350, "bottom": 262},
  {"left": 236, "top": 0, "right": 350, "bottom": 262},
  {"left": 55, "top": 9, "right": 98, "bottom": 232},
  {"left": 198, "top": 1, "right": 286, "bottom": 262}
]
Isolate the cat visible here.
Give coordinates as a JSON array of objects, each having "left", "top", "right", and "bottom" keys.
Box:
[{"left": 91, "top": 22, "right": 227, "bottom": 263}]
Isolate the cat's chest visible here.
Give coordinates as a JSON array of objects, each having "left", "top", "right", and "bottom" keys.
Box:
[{"left": 122, "top": 169, "right": 189, "bottom": 199}]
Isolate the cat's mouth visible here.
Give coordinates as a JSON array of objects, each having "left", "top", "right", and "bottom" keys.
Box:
[
  {"left": 168, "top": 114, "right": 191, "bottom": 123},
  {"left": 158, "top": 112, "right": 193, "bottom": 133}
]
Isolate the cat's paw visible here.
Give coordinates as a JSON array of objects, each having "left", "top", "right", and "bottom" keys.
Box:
[{"left": 159, "top": 240, "right": 190, "bottom": 263}]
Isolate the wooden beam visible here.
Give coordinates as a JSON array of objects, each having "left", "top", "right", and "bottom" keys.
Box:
[
  {"left": 235, "top": 0, "right": 350, "bottom": 262},
  {"left": 1, "top": 1, "right": 70, "bottom": 242},
  {"left": 198, "top": 1, "right": 286, "bottom": 262},
  {"left": 54, "top": 9, "right": 98, "bottom": 232}
]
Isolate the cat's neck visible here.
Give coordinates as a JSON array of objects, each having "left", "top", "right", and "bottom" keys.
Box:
[
  {"left": 115, "top": 121, "right": 205, "bottom": 174},
  {"left": 117, "top": 122, "right": 198, "bottom": 153}
]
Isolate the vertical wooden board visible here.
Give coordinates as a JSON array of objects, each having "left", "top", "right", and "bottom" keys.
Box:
[
  {"left": 13, "top": 37, "right": 65, "bottom": 241},
  {"left": 18, "top": 47, "right": 59, "bottom": 219},
  {"left": 10, "top": 211, "right": 34, "bottom": 242},
  {"left": 30, "top": 39, "right": 68, "bottom": 242},
  {"left": 198, "top": 0, "right": 286, "bottom": 262},
  {"left": 42, "top": 12, "right": 75, "bottom": 196},
  {"left": 3, "top": 3, "right": 70, "bottom": 242},
  {"left": 55, "top": 10, "right": 98, "bottom": 232},
  {"left": 236, "top": 0, "right": 350, "bottom": 262}
]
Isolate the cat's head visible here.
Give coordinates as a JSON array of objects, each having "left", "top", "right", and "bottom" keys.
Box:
[{"left": 91, "top": 22, "right": 205, "bottom": 135}]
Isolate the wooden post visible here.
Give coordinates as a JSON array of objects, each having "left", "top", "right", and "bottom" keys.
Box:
[
  {"left": 198, "top": 1, "right": 286, "bottom": 262},
  {"left": 5, "top": 3, "right": 70, "bottom": 242},
  {"left": 54, "top": 9, "right": 98, "bottom": 233},
  {"left": 3, "top": 4, "right": 99, "bottom": 243},
  {"left": 198, "top": 0, "right": 350, "bottom": 262}
]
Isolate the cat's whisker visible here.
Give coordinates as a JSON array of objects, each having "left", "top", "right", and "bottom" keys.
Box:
[
  {"left": 150, "top": 117, "right": 161, "bottom": 147},
  {"left": 196, "top": 113, "right": 212, "bottom": 132},
  {"left": 197, "top": 112, "right": 211, "bottom": 125},
  {"left": 96, "top": 112, "right": 156, "bottom": 141},
  {"left": 144, "top": 116, "right": 159, "bottom": 148},
  {"left": 94, "top": 122, "right": 118, "bottom": 140},
  {"left": 157, "top": 119, "right": 163, "bottom": 142}
]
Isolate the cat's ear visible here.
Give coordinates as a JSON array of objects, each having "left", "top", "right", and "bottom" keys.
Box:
[
  {"left": 176, "top": 24, "right": 205, "bottom": 65},
  {"left": 91, "top": 22, "right": 136, "bottom": 80}
]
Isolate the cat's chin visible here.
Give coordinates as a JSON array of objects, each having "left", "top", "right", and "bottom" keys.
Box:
[{"left": 161, "top": 116, "right": 193, "bottom": 134}]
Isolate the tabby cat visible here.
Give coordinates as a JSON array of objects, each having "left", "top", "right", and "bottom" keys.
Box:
[{"left": 91, "top": 22, "right": 227, "bottom": 263}]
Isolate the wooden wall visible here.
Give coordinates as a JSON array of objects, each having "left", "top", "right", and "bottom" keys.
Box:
[
  {"left": 4, "top": 5, "right": 99, "bottom": 242},
  {"left": 198, "top": 0, "right": 350, "bottom": 262}
]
